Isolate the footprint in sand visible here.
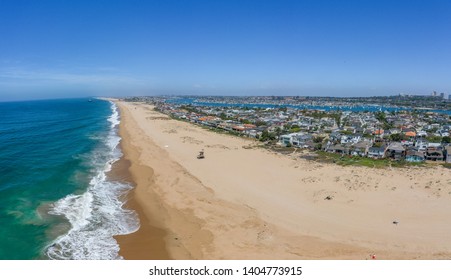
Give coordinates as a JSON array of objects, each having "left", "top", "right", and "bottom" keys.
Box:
[
  {"left": 180, "top": 136, "right": 204, "bottom": 145},
  {"left": 164, "top": 129, "right": 178, "bottom": 134}
]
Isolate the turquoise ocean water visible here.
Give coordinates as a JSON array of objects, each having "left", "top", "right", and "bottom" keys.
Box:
[{"left": 0, "top": 98, "right": 138, "bottom": 260}]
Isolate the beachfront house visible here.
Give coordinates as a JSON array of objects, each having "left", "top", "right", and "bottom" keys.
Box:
[
  {"left": 293, "top": 134, "right": 312, "bottom": 147},
  {"left": 368, "top": 145, "right": 386, "bottom": 159},
  {"left": 279, "top": 133, "right": 312, "bottom": 147},
  {"left": 425, "top": 146, "right": 444, "bottom": 161},
  {"left": 218, "top": 121, "right": 236, "bottom": 132},
  {"left": 385, "top": 142, "right": 405, "bottom": 160},
  {"left": 280, "top": 134, "right": 293, "bottom": 146},
  {"left": 405, "top": 150, "right": 425, "bottom": 162},
  {"left": 350, "top": 141, "right": 371, "bottom": 157},
  {"left": 303, "top": 140, "right": 320, "bottom": 150},
  {"left": 446, "top": 146, "right": 451, "bottom": 163},
  {"left": 245, "top": 129, "right": 259, "bottom": 138},
  {"left": 232, "top": 125, "right": 246, "bottom": 133},
  {"left": 325, "top": 143, "right": 349, "bottom": 155}
]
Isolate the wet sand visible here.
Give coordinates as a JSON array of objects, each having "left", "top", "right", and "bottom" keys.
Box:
[{"left": 111, "top": 124, "right": 170, "bottom": 260}]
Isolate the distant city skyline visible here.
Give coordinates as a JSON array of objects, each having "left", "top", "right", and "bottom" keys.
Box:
[{"left": 1, "top": 0, "right": 451, "bottom": 101}]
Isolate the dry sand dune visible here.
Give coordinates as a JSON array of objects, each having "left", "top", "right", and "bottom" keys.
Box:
[{"left": 114, "top": 101, "right": 451, "bottom": 260}]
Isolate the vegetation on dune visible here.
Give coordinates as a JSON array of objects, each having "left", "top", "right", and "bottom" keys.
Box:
[{"left": 315, "top": 151, "right": 425, "bottom": 168}]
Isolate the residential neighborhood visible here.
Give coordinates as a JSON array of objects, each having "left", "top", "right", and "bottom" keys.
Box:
[{"left": 125, "top": 95, "right": 451, "bottom": 165}]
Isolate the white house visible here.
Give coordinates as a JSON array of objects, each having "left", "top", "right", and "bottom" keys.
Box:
[
  {"left": 415, "top": 140, "right": 429, "bottom": 152},
  {"left": 340, "top": 134, "right": 362, "bottom": 145},
  {"left": 417, "top": 130, "right": 428, "bottom": 137}
]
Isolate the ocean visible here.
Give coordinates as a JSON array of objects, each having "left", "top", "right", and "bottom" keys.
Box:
[{"left": 0, "top": 98, "right": 138, "bottom": 260}]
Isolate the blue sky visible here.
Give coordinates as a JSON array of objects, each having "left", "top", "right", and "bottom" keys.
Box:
[{"left": 0, "top": 0, "right": 450, "bottom": 101}]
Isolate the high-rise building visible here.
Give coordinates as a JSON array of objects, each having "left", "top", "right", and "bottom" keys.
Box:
[{"left": 440, "top": 92, "right": 445, "bottom": 99}]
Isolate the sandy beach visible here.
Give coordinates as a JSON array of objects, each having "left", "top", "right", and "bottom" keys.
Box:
[{"left": 114, "top": 100, "right": 451, "bottom": 260}]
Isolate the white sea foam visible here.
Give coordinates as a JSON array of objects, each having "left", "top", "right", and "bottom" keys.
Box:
[
  {"left": 46, "top": 102, "right": 139, "bottom": 260},
  {"left": 108, "top": 103, "right": 120, "bottom": 129}
]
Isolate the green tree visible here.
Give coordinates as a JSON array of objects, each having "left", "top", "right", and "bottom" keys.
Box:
[
  {"left": 426, "top": 135, "right": 442, "bottom": 143},
  {"left": 383, "top": 122, "right": 394, "bottom": 130},
  {"left": 255, "top": 120, "right": 267, "bottom": 126},
  {"left": 259, "top": 130, "right": 276, "bottom": 142},
  {"left": 389, "top": 133, "right": 403, "bottom": 142},
  {"left": 259, "top": 130, "right": 269, "bottom": 142},
  {"left": 373, "top": 142, "right": 384, "bottom": 148},
  {"left": 283, "top": 123, "right": 291, "bottom": 130},
  {"left": 375, "top": 111, "right": 386, "bottom": 123},
  {"left": 333, "top": 113, "right": 342, "bottom": 127},
  {"left": 313, "top": 136, "right": 325, "bottom": 143},
  {"left": 442, "top": 136, "right": 451, "bottom": 143}
]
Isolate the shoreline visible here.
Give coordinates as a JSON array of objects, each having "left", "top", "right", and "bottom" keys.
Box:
[
  {"left": 111, "top": 106, "right": 172, "bottom": 260},
  {"left": 114, "top": 100, "right": 451, "bottom": 259}
]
